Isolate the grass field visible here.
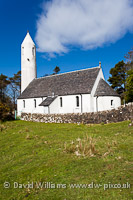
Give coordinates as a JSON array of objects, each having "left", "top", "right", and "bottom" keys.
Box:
[{"left": 0, "top": 120, "right": 133, "bottom": 200}]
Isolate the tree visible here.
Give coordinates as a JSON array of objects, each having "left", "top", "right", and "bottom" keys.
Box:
[
  {"left": 0, "top": 102, "right": 10, "bottom": 121},
  {"left": 0, "top": 71, "right": 21, "bottom": 120},
  {"left": 53, "top": 66, "right": 60, "bottom": 74},
  {"left": 42, "top": 73, "right": 49, "bottom": 77},
  {"left": 108, "top": 49, "right": 133, "bottom": 103},
  {"left": 0, "top": 74, "right": 10, "bottom": 103},
  {"left": 125, "top": 70, "right": 133, "bottom": 102},
  {"left": 124, "top": 49, "right": 133, "bottom": 103},
  {"left": 9, "top": 71, "right": 21, "bottom": 109},
  {"left": 108, "top": 61, "right": 127, "bottom": 97},
  {"left": 0, "top": 74, "right": 11, "bottom": 120},
  {"left": 124, "top": 48, "right": 133, "bottom": 71},
  {"left": 41, "top": 66, "right": 61, "bottom": 77}
]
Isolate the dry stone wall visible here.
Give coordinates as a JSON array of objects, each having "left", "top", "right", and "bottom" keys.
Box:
[{"left": 21, "top": 103, "right": 133, "bottom": 124}]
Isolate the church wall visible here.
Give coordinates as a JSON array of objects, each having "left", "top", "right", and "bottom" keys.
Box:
[
  {"left": 93, "top": 97, "right": 97, "bottom": 112},
  {"left": 49, "top": 97, "right": 59, "bottom": 114},
  {"left": 43, "top": 107, "right": 49, "bottom": 114},
  {"left": 17, "top": 97, "right": 46, "bottom": 116},
  {"left": 17, "top": 95, "right": 121, "bottom": 115},
  {"left": 81, "top": 94, "right": 91, "bottom": 113},
  {"left": 17, "top": 95, "right": 83, "bottom": 115},
  {"left": 50, "top": 95, "right": 82, "bottom": 114},
  {"left": 17, "top": 99, "right": 23, "bottom": 116},
  {"left": 48, "top": 94, "right": 93, "bottom": 114},
  {"left": 97, "top": 96, "right": 121, "bottom": 112}
]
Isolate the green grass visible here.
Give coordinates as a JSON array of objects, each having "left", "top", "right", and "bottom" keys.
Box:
[{"left": 0, "top": 120, "right": 133, "bottom": 200}]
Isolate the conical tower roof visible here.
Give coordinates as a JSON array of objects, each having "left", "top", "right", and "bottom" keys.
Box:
[{"left": 21, "top": 31, "right": 35, "bottom": 46}]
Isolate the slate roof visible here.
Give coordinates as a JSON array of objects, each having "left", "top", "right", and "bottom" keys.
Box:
[
  {"left": 94, "top": 79, "right": 120, "bottom": 97},
  {"left": 18, "top": 67, "right": 100, "bottom": 99},
  {"left": 39, "top": 96, "right": 57, "bottom": 106}
]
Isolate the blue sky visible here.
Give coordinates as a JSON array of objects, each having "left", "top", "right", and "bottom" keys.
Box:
[{"left": 0, "top": 0, "right": 133, "bottom": 81}]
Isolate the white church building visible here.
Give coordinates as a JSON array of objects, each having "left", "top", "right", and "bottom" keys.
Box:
[{"left": 17, "top": 32, "right": 121, "bottom": 116}]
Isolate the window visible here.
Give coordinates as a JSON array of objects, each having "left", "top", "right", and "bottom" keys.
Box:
[
  {"left": 23, "top": 100, "right": 25, "bottom": 108},
  {"left": 34, "top": 99, "right": 36, "bottom": 108},
  {"left": 111, "top": 100, "right": 113, "bottom": 106},
  {"left": 60, "top": 97, "right": 63, "bottom": 107},
  {"left": 32, "top": 47, "right": 34, "bottom": 56},
  {"left": 76, "top": 96, "right": 79, "bottom": 107},
  {"left": 22, "top": 47, "right": 24, "bottom": 55}
]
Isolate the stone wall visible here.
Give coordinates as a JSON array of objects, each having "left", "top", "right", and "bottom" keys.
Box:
[{"left": 21, "top": 103, "right": 133, "bottom": 124}]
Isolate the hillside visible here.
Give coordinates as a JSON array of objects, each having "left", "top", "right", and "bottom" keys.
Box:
[{"left": 0, "top": 121, "right": 132, "bottom": 200}]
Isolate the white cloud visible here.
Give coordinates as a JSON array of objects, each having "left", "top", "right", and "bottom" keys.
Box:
[{"left": 35, "top": 0, "right": 133, "bottom": 56}]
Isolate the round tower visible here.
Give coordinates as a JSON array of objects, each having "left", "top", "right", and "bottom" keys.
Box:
[{"left": 21, "top": 31, "right": 37, "bottom": 93}]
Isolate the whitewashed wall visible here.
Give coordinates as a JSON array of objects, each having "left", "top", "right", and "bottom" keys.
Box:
[
  {"left": 48, "top": 97, "right": 59, "bottom": 114},
  {"left": 17, "top": 97, "right": 46, "bottom": 116},
  {"left": 17, "top": 94, "right": 92, "bottom": 115},
  {"left": 82, "top": 94, "right": 92, "bottom": 113},
  {"left": 48, "top": 95, "right": 82, "bottom": 114},
  {"left": 97, "top": 96, "right": 121, "bottom": 111},
  {"left": 17, "top": 94, "right": 121, "bottom": 115},
  {"left": 49, "top": 94, "right": 93, "bottom": 114}
]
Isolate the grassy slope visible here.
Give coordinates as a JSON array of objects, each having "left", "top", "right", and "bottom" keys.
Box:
[{"left": 0, "top": 121, "right": 132, "bottom": 200}]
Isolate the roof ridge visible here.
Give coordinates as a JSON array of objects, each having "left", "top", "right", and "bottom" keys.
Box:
[{"left": 36, "top": 66, "right": 100, "bottom": 80}]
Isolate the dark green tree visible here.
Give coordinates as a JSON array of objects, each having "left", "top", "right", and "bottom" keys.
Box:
[
  {"left": 125, "top": 70, "right": 133, "bottom": 102},
  {"left": 108, "top": 49, "right": 133, "bottom": 103},
  {"left": 0, "top": 74, "right": 13, "bottom": 120},
  {"left": 53, "top": 66, "right": 60, "bottom": 74},
  {"left": 0, "top": 74, "right": 10, "bottom": 103},
  {"left": 108, "top": 61, "right": 127, "bottom": 97},
  {"left": 124, "top": 49, "right": 133, "bottom": 103}
]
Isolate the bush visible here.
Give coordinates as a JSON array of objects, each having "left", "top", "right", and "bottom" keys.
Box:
[{"left": 0, "top": 102, "right": 10, "bottom": 121}]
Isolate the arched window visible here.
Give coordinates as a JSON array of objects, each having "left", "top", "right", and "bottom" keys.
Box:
[
  {"left": 23, "top": 100, "right": 25, "bottom": 108},
  {"left": 34, "top": 99, "right": 36, "bottom": 108},
  {"left": 76, "top": 96, "right": 79, "bottom": 107},
  {"left": 60, "top": 97, "right": 63, "bottom": 107}
]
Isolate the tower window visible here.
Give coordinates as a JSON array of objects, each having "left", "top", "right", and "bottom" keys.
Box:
[
  {"left": 111, "top": 100, "right": 113, "bottom": 106},
  {"left": 60, "top": 97, "right": 63, "bottom": 107},
  {"left": 32, "top": 47, "right": 35, "bottom": 56},
  {"left": 23, "top": 100, "right": 25, "bottom": 108},
  {"left": 76, "top": 96, "right": 79, "bottom": 107},
  {"left": 34, "top": 99, "right": 36, "bottom": 108},
  {"left": 22, "top": 47, "right": 24, "bottom": 55}
]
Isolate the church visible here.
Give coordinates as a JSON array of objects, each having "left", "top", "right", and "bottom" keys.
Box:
[{"left": 17, "top": 32, "right": 121, "bottom": 116}]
